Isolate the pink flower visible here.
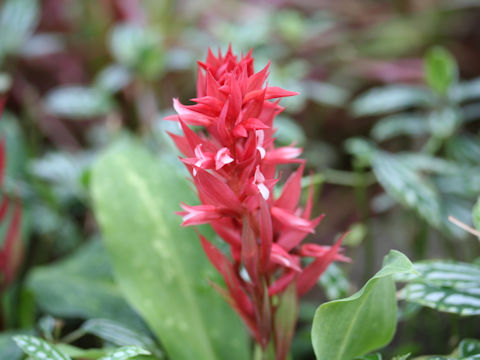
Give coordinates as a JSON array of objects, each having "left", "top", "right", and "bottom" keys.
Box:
[{"left": 167, "top": 46, "right": 347, "bottom": 359}]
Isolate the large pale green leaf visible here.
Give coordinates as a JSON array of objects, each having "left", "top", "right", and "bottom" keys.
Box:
[
  {"left": 91, "top": 139, "right": 249, "bottom": 360},
  {"left": 311, "top": 250, "right": 414, "bottom": 360},
  {"left": 27, "top": 240, "right": 147, "bottom": 331},
  {"left": 397, "top": 261, "right": 480, "bottom": 316}
]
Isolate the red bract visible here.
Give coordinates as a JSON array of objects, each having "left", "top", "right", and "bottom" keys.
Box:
[
  {"left": 167, "top": 47, "right": 348, "bottom": 359},
  {"left": 0, "top": 98, "right": 23, "bottom": 293}
]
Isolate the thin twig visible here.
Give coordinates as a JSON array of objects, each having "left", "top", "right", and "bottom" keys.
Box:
[{"left": 448, "top": 215, "right": 480, "bottom": 238}]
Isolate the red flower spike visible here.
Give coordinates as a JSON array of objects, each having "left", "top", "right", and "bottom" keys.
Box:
[{"left": 167, "top": 48, "right": 347, "bottom": 359}]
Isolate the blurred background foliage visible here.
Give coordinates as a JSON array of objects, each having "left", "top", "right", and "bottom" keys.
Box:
[{"left": 1, "top": 0, "right": 480, "bottom": 359}]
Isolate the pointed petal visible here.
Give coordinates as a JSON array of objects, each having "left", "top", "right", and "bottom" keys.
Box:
[
  {"left": 296, "top": 233, "right": 347, "bottom": 296},
  {"left": 275, "top": 164, "right": 304, "bottom": 212},
  {"left": 194, "top": 169, "right": 242, "bottom": 211},
  {"left": 271, "top": 206, "right": 316, "bottom": 233},
  {"left": 270, "top": 243, "right": 301, "bottom": 272}
]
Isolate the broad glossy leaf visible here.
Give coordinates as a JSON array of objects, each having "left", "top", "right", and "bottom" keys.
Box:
[
  {"left": 45, "top": 86, "right": 114, "bottom": 119},
  {"left": 351, "top": 85, "right": 433, "bottom": 116},
  {"left": 91, "top": 139, "right": 249, "bottom": 360},
  {"left": 99, "top": 346, "right": 150, "bottom": 360},
  {"left": 398, "top": 261, "right": 480, "bottom": 316},
  {"left": 370, "top": 113, "right": 429, "bottom": 141},
  {"left": 13, "top": 335, "right": 70, "bottom": 360},
  {"left": 371, "top": 151, "right": 442, "bottom": 227},
  {"left": 312, "top": 250, "right": 414, "bottom": 360},
  {"left": 424, "top": 47, "right": 458, "bottom": 95},
  {"left": 27, "top": 240, "right": 147, "bottom": 331}
]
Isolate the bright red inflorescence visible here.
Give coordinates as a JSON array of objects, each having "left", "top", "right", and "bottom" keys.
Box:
[{"left": 167, "top": 47, "right": 348, "bottom": 358}]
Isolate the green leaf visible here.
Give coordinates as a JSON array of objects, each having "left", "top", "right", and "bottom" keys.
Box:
[
  {"left": 371, "top": 151, "right": 442, "bottom": 227},
  {"left": 318, "top": 262, "right": 350, "bottom": 300},
  {"left": 109, "top": 24, "right": 165, "bottom": 79},
  {"left": 355, "top": 353, "right": 382, "bottom": 360},
  {"left": 274, "top": 115, "right": 306, "bottom": 146},
  {"left": 13, "top": 335, "right": 71, "bottom": 360},
  {"left": 311, "top": 250, "right": 414, "bottom": 360},
  {"left": 370, "top": 113, "right": 429, "bottom": 142},
  {"left": 0, "top": 331, "right": 26, "bottom": 360},
  {"left": 94, "top": 65, "right": 131, "bottom": 93},
  {"left": 351, "top": 85, "right": 433, "bottom": 117},
  {"left": 99, "top": 346, "right": 150, "bottom": 360},
  {"left": 45, "top": 86, "right": 114, "bottom": 119},
  {"left": 445, "top": 134, "right": 480, "bottom": 165},
  {"left": 474, "top": 198, "right": 480, "bottom": 232},
  {"left": 27, "top": 240, "right": 147, "bottom": 331},
  {"left": 435, "top": 169, "right": 480, "bottom": 198},
  {"left": 397, "top": 261, "right": 480, "bottom": 316},
  {"left": 450, "top": 77, "right": 480, "bottom": 103},
  {"left": 91, "top": 139, "right": 249, "bottom": 360},
  {"left": 424, "top": 47, "right": 458, "bottom": 95},
  {"left": 392, "top": 353, "right": 411, "bottom": 360},
  {"left": 459, "top": 339, "right": 480, "bottom": 357},
  {"left": 0, "top": 0, "right": 39, "bottom": 59},
  {"left": 427, "top": 107, "right": 461, "bottom": 139},
  {"left": 54, "top": 344, "right": 108, "bottom": 360},
  {"left": 80, "top": 319, "right": 163, "bottom": 358}
]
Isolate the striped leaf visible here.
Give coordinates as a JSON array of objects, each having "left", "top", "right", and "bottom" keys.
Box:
[
  {"left": 81, "top": 319, "right": 163, "bottom": 358},
  {"left": 370, "top": 113, "right": 429, "bottom": 142},
  {"left": 351, "top": 85, "right": 433, "bottom": 116},
  {"left": 13, "top": 335, "right": 71, "bottom": 360},
  {"left": 98, "top": 346, "right": 150, "bottom": 360},
  {"left": 397, "top": 261, "right": 480, "bottom": 316},
  {"left": 371, "top": 151, "right": 442, "bottom": 227}
]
